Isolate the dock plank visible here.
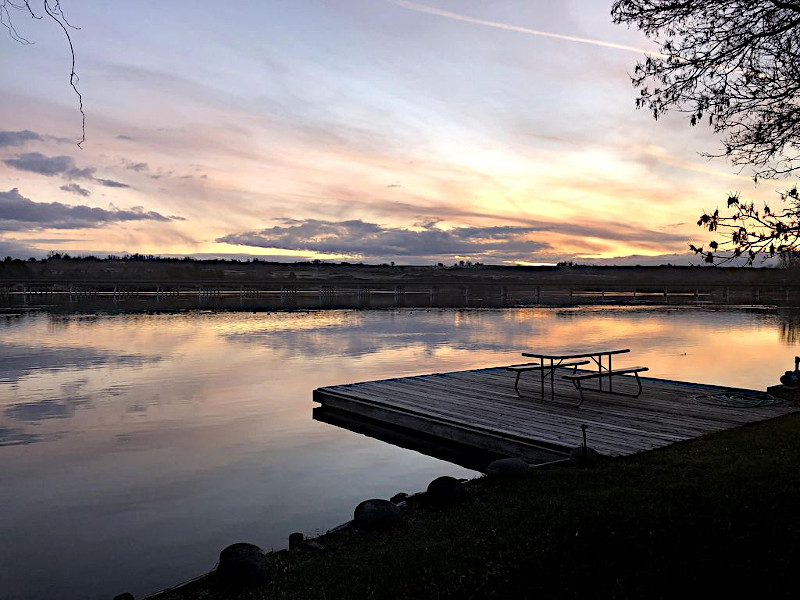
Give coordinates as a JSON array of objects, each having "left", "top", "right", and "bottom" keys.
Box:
[{"left": 314, "top": 367, "right": 796, "bottom": 461}]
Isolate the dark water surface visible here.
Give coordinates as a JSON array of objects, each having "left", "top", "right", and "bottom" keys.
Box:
[{"left": 1, "top": 307, "right": 798, "bottom": 599}]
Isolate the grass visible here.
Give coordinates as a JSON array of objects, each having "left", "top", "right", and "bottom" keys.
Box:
[{"left": 153, "top": 413, "right": 800, "bottom": 600}]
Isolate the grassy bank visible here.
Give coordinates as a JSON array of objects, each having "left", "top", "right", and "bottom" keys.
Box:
[{"left": 155, "top": 413, "right": 800, "bottom": 600}]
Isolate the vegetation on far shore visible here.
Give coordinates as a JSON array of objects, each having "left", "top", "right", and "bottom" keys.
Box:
[
  {"left": 2, "top": 255, "right": 798, "bottom": 286},
  {"left": 152, "top": 412, "right": 800, "bottom": 600}
]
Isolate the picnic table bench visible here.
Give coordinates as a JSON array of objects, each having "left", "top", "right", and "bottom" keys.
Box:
[
  {"left": 506, "top": 360, "right": 590, "bottom": 395},
  {"left": 562, "top": 366, "right": 648, "bottom": 407},
  {"left": 508, "top": 348, "right": 649, "bottom": 407}
]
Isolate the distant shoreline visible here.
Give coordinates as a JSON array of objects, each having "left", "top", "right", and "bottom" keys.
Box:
[{"left": 3, "top": 260, "right": 800, "bottom": 312}]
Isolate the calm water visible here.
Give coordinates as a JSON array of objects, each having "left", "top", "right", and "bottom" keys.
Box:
[{"left": 1, "top": 307, "right": 798, "bottom": 599}]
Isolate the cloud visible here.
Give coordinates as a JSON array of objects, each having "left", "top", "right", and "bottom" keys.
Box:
[
  {"left": 3, "top": 152, "right": 130, "bottom": 188},
  {"left": 59, "top": 183, "right": 91, "bottom": 197},
  {"left": 96, "top": 178, "right": 131, "bottom": 188},
  {"left": 116, "top": 135, "right": 136, "bottom": 141},
  {"left": 0, "top": 235, "right": 40, "bottom": 258},
  {"left": 124, "top": 161, "right": 149, "bottom": 172},
  {"left": 0, "top": 130, "right": 43, "bottom": 147},
  {"left": 4, "top": 153, "right": 76, "bottom": 176},
  {"left": 217, "top": 218, "right": 549, "bottom": 262},
  {"left": 0, "top": 188, "right": 175, "bottom": 231},
  {"left": 334, "top": 197, "right": 688, "bottom": 248},
  {"left": 387, "top": 0, "right": 663, "bottom": 56}
]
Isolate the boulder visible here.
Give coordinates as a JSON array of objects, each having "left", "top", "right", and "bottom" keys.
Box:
[
  {"left": 353, "top": 499, "right": 401, "bottom": 530},
  {"left": 780, "top": 371, "right": 799, "bottom": 386},
  {"left": 217, "top": 543, "right": 271, "bottom": 588},
  {"left": 113, "top": 594, "right": 134, "bottom": 600},
  {"left": 486, "top": 457, "right": 530, "bottom": 477},
  {"left": 569, "top": 445, "right": 601, "bottom": 466},
  {"left": 426, "top": 476, "right": 465, "bottom": 506},
  {"left": 390, "top": 492, "right": 409, "bottom": 504}
]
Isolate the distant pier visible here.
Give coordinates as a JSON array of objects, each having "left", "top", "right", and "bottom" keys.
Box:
[{"left": 2, "top": 279, "right": 799, "bottom": 311}]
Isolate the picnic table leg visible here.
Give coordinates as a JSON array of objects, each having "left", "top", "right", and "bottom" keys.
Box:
[
  {"left": 597, "top": 354, "right": 603, "bottom": 392},
  {"left": 550, "top": 358, "right": 555, "bottom": 401},
  {"left": 609, "top": 354, "right": 613, "bottom": 393},
  {"left": 540, "top": 362, "right": 545, "bottom": 399}
]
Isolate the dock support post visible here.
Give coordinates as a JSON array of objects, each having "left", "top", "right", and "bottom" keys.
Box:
[{"left": 394, "top": 285, "right": 404, "bottom": 306}]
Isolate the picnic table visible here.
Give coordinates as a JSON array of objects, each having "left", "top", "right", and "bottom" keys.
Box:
[{"left": 507, "top": 348, "right": 648, "bottom": 407}]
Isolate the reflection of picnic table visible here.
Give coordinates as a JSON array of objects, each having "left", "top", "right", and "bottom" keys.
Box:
[{"left": 507, "top": 349, "right": 648, "bottom": 407}]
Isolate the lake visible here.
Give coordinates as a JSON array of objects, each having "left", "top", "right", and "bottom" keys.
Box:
[{"left": 1, "top": 306, "right": 798, "bottom": 599}]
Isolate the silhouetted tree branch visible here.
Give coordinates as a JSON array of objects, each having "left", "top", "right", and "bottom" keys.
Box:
[
  {"left": 690, "top": 187, "right": 800, "bottom": 265},
  {"left": 613, "top": 1, "right": 800, "bottom": 266},
  {"left": 1, "top": 0, "right": 84, "bottom": 147},
  {"left": 612, "top": 0, "right": 800, "bottom": 180}
]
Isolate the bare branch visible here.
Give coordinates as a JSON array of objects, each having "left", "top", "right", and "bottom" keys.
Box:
[
  {"left": 613, "top": 0, "right": 800, "bottom": 180},
  {"left": 1, "top": 0, "right": 84, "bottom": 147},
  {"left": 42, "top": 0, "right": 84, "bottom": 147}
]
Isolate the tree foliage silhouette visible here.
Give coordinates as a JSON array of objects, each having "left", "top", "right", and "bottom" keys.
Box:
[
  {"left": 689, "top": 188, "right": 800, "bottom": 265},
  {"left": 1, "top": 0, "right": 84, "bottom": 147},
  {"left": 612, "top": 0, "right": 800, "bottom": 264}
]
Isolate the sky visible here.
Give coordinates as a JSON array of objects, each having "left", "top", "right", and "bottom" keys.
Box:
[{"left": 0, "top": 0, "right": 788, "bottom": 265}]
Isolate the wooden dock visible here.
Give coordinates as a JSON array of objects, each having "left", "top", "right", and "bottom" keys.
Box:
[{"left": 313, "top": 367, "right": 797, "bottom": 464}]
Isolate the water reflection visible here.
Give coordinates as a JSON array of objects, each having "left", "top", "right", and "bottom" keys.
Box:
[
  {"left": 0, "top": 307, "right": 798, "bottom": 600},
  {"left": 0, "top": 342, "right": 160, "bottom": 384},
  {"left": 779, "top": 311, "right": 800, "bottom": 345},
  {"left": 0, "top": 426, "right": 46, "bottom": 447}
]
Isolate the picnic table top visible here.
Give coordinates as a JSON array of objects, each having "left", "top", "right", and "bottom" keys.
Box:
[{"left": 521, "top": 348, "right": 631, "bottom": 360}]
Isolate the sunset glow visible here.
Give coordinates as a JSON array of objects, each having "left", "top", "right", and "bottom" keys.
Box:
[{"left": 0, "top": 0, "right": 787, "bottom": 264}]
